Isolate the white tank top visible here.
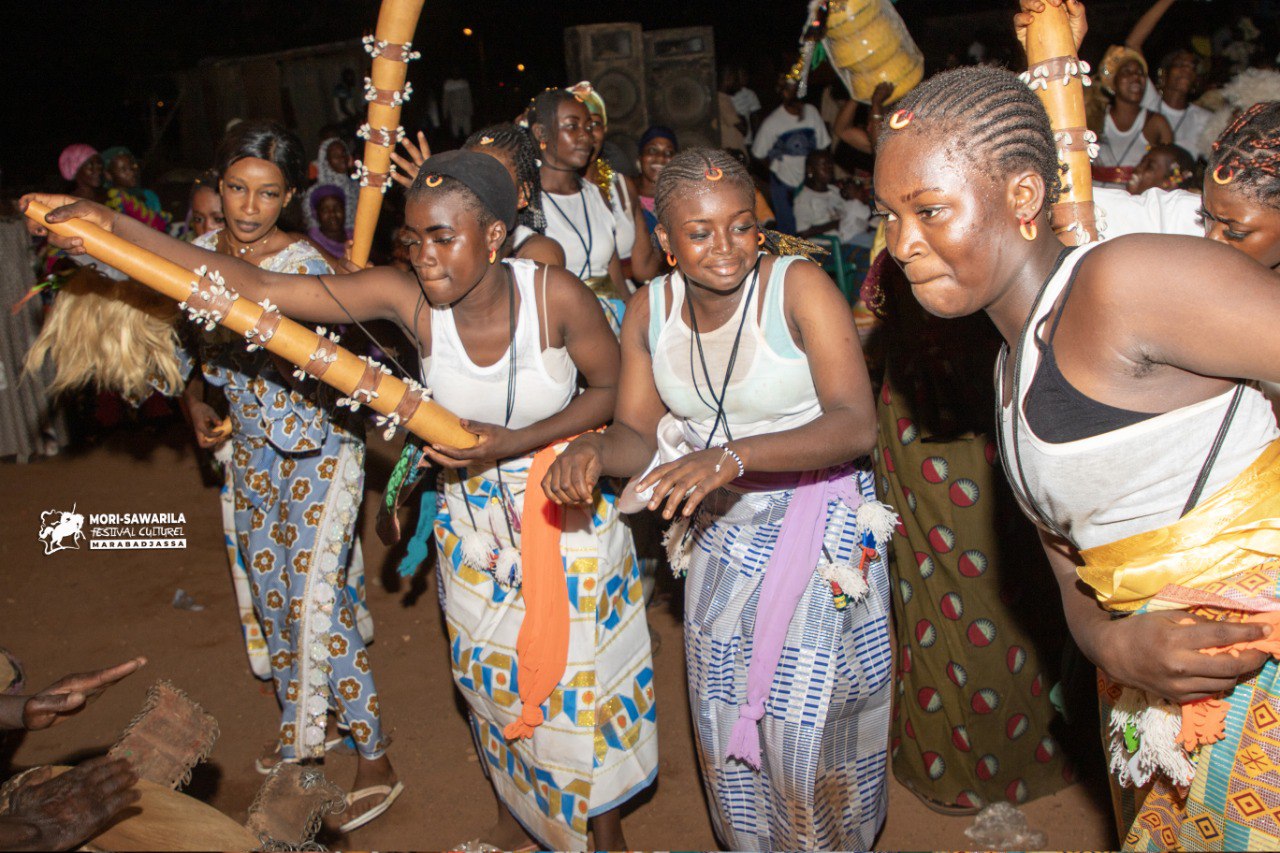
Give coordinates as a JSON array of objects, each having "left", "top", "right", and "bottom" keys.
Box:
[
  {"left": 649, "top": 255, "right": 823, "bottom": 448},
  {"left": 608, "top": 173, "right": 637, "bottom": 261},
  {"left": 1099, "top": 109, "right": 1150, "bottom": 169},
  {"left": 542, "top": 183, "right": 616, "bottom": 280},
  {"left": 421, "top": 258, "right": 576, "bottom": 432},
  {"left": 998, "top": 243, "right": 1279, "bottom": 550}
]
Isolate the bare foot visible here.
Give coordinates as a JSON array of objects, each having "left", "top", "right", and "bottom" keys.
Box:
[{"left": 334, "top": 754, "right": 398, "bottom": 830}]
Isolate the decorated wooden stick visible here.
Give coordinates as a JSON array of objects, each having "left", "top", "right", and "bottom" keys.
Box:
[
  {"left": 1020, "top": 3, "right": 1098, "bottom": 245},
  {"left": 25, "top": 201, "right": 476, "bottom": 448},
  {"left": 349, "top": 0, "right": 426, "bottom": 267}
]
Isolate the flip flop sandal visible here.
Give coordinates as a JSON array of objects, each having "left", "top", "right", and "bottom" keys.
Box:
[
  {"left": 454, "top": 840, "right": 538, "bottom": 853},
  {"left": 337, "top": 780, "right": 404, "bottom": 833},
  {"left": 255, "top": 737, "right": 351, "bottom": 774}
]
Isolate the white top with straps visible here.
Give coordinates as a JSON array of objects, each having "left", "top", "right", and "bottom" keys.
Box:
[
  {"left": 609, "top": 173, "right": 637, "bottom": 261},
  {"left": 997, "top": 243, "right": 1278, "bottom": 550},
  {"left": 421, "top": 258, "right": 576, "bottom": 433},
  {"left": 1099, "top": 109, "right": 1151, "bottom": 170},
  {"left": 542, "top": 182, "right": 616, "bottom": 280},
  {"left": 649, "top": 255, "right": 822, "bottom": 447}
]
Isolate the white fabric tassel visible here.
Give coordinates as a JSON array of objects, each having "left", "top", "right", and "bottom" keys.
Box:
[
  {"left": 663, "top": 517, "right": 693, "bottom": 578},
  {"left": 819, "top": 561, "right": 870, "bottom": 603},
  {"left": 494, "top": 547, "right": 522, "bottom": 589},
  {"left": 1107, "top": 686, "right": 1196, "bottom": 788},
  {"left": 855, "top": 500, "right": 898, "bottom": 548},
  {"left": 458, "top": 531, "right": 494, "bottom": 573}
]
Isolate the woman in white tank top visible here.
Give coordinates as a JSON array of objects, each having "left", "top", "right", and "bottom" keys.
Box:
[
  {"left": 875, "top": 65, "right": 1280, "bottom": 851},
  {"left": 32, "top": 150, "right": 654, "bottom": 851},
  {"left": 547, "top": 150, "right": 896, "bottom": 851},
  {"left": 530, "top": 89, "right": 629, "bottom": 330},
  {"left": 1090, "top": 47, "right": 1172, "bottom": 187}
]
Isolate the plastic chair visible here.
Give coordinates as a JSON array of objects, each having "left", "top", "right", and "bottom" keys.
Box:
[{"left": 811, "top": 235, "right": 860, "bottom": 303}]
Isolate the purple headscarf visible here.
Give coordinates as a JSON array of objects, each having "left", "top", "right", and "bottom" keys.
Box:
[{"left": 305, "top": 183, "right": 351, "bottom": 258}]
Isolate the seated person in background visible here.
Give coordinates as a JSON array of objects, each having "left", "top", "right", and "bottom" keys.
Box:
[
  {"left": 0, "top": 657, "right": 146, "bottom": 851},
  {"left": 793, "top": 151, "right": 877, "bottom": 249},
  {"left": 1128, "top": 143, "right": 1197, "bottom": 195}
]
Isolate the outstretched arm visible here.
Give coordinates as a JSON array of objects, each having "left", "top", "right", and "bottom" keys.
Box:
[
  {"left": 1126, "top": 0, "right": 1178, "bottom": 53},
  {"left": 421, "top": 266, "right": 622, "bottom": 468},
  {"left": 23, "top": 194, "right": 422, "bottom": 332}
]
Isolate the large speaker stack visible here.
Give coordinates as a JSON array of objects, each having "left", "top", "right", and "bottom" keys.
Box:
[
  {"left": 643, "top": 27, "right": 719, "bottom": 152},
  {"left": 564, "top": 23, "right": 719, "bottom": 165},
  {"left": 564, "top": 23, "right": 648, "bottom": 168}
]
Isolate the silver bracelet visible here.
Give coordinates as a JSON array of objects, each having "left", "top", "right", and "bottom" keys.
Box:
[{"left": 717, "top": 445, "right": 745, "bottom": 478}]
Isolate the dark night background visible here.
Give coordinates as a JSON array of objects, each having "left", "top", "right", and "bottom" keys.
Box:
[{"left": 2, "top": 0, "right": 1274, "bottom": 193}]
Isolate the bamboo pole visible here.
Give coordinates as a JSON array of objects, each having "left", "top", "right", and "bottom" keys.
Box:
[
  {"left": 1022, "top": 2, "right": 1097, "bottom": 245},
  {"left": 25, "top": 201, "right": 476, "bottom": 448},
  {"left": 349, "top": 0, "right": 427, "bottom": 267}
]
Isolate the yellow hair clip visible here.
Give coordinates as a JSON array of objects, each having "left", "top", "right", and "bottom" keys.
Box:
[{"left": 425, "top": 174, "right": 443, "bottom": 187}]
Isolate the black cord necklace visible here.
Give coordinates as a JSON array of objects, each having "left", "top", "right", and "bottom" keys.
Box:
[
  {"left": 685, "top": 255, "right": 763, "bottom": 449},
  {"left": 543, "top": 185, "right": 593, "bottom": 280}
]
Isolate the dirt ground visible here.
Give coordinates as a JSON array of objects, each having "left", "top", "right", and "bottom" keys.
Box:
[{"left": 1, "top": 424, "right": 1117, "bottom": 850}]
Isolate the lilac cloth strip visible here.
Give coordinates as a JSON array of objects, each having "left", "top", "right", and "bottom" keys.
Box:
[{"left": 725, "top": 464, "right": 862, "bottom": 770}]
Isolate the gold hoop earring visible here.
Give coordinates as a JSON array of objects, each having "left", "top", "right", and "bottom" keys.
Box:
[
  {"left": 489, "top": 248, "right": 497, "bottom": 264},
  {"left": 1019, "top": 218, "right": 1038, "bottom": 241},
  {"left": 1213, "top": 164, "right": 1236, "bottom": 185},
  {"left": 757, "top": 231, "right": 766, "bottom": 247},
  {"left": 539, "top": 141, "right": 547, "bottom": 150},
  {"left": 666, "top": 252, "right": 677, "bottom": 267}
]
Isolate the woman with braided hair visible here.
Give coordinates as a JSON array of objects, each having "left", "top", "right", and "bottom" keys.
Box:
[
  {"left": 546, "top": 147, "right": 896, "bottom": 850},
  {"left": 392, "top": 124, "right": 567, "bottom": 267},
  {"left": 530, "top": 88, "right": 629, "bottom": 333},
  {"left": 28, "top": 148, "right": 652, "bottom": 851},
  {"left": 875, "top": 63, "right": 1280, "bottom": 851}
]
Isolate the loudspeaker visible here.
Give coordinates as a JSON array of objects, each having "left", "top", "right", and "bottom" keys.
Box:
[
  {"left": 564, "top": 23, "right": 648, "bottom": 169},
  {"left": 643, "top": 27, "right": 719, "bottom": 152}
]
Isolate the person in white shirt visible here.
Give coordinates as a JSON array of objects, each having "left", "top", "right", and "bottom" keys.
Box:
[
  {"left": 751, "top": 72, "right": 831, "bottom": 234},
  {"left": 792, "top": 151, "right": 876, "bottom": 249},
  {"left": 728, "top": 66, "right": 762, "bottom": 144},
  {"left": 1125, "top": 0, "right": 1214, "bottom": 159}
]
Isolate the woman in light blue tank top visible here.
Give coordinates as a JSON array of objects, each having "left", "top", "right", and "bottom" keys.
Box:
[{"left": 547, "top": 149, "right": 896, "bottom": 851}]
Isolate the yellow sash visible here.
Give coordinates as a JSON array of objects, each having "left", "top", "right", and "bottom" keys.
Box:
[
  {"left": 582, "top": 275, "right": 626, "bottom": 303},
  {"left": 1079, "top": 438, "right": 1280, "bottom": 611}
]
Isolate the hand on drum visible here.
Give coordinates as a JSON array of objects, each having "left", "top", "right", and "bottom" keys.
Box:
[
  {"left": 20, "top": 193, "right": 118, "bottom": 254},
  {"left": 1014, "top": 0, "right": 1088, "bottom": 52},
  {"left": 1099, "top": 612, "right": 1270, "bottom": 704},
  {"left": 637, "top": 447, "right": 740, "bottom": 521},
  {"left": 2, "top": 756, "right": 140, "bottom": 851},
  {"left": 543, "top": 435, "right": 604, "bottom": 505},
  {"left": 22, "top": 657, "right": 147, "bottom": 732}
]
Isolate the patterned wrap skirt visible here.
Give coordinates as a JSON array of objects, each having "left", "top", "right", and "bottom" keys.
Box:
[
  {"left": 683, "top": 467, "right": 893, "bottom": 851},
  {"left": 433, "top": 456, "right": 658, "bottom": 851}
]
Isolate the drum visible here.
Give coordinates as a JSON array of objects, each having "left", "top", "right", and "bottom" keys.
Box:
[
  {"left": 40, "top": 768, "right": 260, "bottom": 852},
  {"left": 825, "top": 0, "right": 925, "bottom": 104}
]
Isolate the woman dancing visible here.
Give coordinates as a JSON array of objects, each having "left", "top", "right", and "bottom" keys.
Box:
[
  {"left": 28, "top": 120, "right": 401, "bottom": 833},
  {"left": 393, "top": 125, "right": 566, "bottom": 266},
  {"left": 873, "top": 64, "right": 1280, "bottom": 851},
  {"left": 545, "top": 148, "right": 895, "bottom": 850},
  {"left": 28, "top": 149, "right": 655, "bottom": 851},
  {"left": 530, "top": 89, "right": 628, "bottom": 331}
]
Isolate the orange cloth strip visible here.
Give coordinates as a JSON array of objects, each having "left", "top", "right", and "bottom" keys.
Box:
[{"left": 504, "top": 442, "right": 570, "bottom": 740}]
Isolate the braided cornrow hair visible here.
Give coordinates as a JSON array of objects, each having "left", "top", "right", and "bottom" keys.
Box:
[
  {"left": 466, "top": 123, "right": 546, "bottom": 232},
  {"left": 1208, "top": 102, "right": 1280, "bottom": 206},
  {"left": 877, "top": 65, "right": 1062, "bottom": 207},
  {"left": 653, "top": 147, "right": 755, "bottom": 228}
]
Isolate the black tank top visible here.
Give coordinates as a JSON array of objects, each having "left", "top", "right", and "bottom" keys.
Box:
[{"left": 1023, "top": 264, "right": 1156, "bottom": 443}]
